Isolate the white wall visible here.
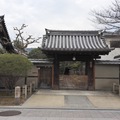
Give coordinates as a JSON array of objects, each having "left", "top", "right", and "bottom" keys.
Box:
[{"left": 95, "top": 64, "right": 119, "bottom": 90}]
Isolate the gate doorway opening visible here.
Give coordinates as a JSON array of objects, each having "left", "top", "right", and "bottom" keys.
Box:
[
  {"left": 38, "top": 66, "right": 52, "bottom": 89},
  {"left": 59, "top": 61, "right": 88, "bottom": 90}
]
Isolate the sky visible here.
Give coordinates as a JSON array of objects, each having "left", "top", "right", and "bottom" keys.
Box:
[{"left": 0, "top": 0, "right": 113, "bottom": 48}]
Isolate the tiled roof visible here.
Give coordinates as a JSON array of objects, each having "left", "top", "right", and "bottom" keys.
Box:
[
  {"left": 96, "top": 60, "right": 120, "bottom": 64},
  {"left": 0, "top": 15, "right": 10, "bottom": 40},
  {"left": 42, "top": 29, "right": 111, "bottom": 53},
  {"left": 0, "top": 15, "right": 17, "bottom": 53}
]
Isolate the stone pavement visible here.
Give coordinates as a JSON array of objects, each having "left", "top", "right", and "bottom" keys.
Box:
[
  {"left": 22, "top": 90, "right": 120, "bottom": 109},
  {"left": 0, "top": 108, "right": 120, "bottom": 120}
]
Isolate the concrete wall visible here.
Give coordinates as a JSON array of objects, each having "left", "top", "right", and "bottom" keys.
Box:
[{"left": 95, "top": 64, "right": 119, "bottom": 90}]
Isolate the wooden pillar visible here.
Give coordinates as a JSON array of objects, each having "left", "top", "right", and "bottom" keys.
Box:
[
  {"left": 38, "top": 67, "right": 41, "bottom": 88},
  {"left": 85, "top": 62, "right": 88, "bottom": 75},
  {"left": 118, "top": 64, "right": 120, "bottom": 95},
  {"left": 24, "top": 76, "right": 27, "bottom": 85},
  {"left": 52, "top": 65, "right": 54, "bottom": 89},
  {"left": 93, "top": 60, "right": 95, "bottom": 90},
  {"left": 87, "top": 60, "right": 95, "bottom": 90},
  {"left": 53, "top": 54, "right": 59, "bottom": 89}
]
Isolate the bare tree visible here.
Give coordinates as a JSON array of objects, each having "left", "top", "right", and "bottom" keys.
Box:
[
  {"left": 91, "top": 0, "right": 120, "bottom": 31},
  {"left": 13, "top": 24, "right": 41, "bottom": 53}
]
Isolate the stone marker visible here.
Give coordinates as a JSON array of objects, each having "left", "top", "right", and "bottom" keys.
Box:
[
  {"left": 15, "top": 86, "right": 21, "bottom": 105},
  {"left": 25, "top": 85, "right": 27, "bottom": 99}
]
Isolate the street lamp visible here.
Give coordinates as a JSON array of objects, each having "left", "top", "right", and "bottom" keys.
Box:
[{"left": 73, "top": 56, "right": 76, "bottom": 61}]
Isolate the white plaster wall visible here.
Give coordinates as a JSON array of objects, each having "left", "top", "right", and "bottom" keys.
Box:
[{"left": 95, "top": 64, "right": 119, "bottom": 90}]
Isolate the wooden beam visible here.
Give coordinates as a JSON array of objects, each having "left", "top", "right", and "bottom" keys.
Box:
[
  {"left": 87, "top": 60, "right": 95, "bottom": 90},
  {"left": 119, "top": 64, "right": 120, "bottom": 85},
  {"left": 53, "top": 54, "right": 59, "bottom": 89},
  {"left": 52, "top": 64, "right": 54, "bottom": 88},
  {"left": 93, "top": 60, "right": 95, "bottom": 90}
]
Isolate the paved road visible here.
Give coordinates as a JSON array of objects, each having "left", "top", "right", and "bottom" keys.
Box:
[
  {"left": 0, "top": 108, "right": 120, "bottom": 120},
  {"left": 22, "top": 90, "right": 120, "bottom": 109},
  {"left": 1, "top": 90, "right": 120, "bottom": 119}
]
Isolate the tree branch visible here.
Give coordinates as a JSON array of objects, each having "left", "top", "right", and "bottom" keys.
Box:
[
  {"left": 91, "top": 0, "right": 120, "bottom": 31},
  {"left": 13, "top": 24, "right": 41, "bottom": 53}
]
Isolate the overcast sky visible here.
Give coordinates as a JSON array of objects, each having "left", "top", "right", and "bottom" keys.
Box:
[{"left": 0, "top": 0, "right": 113, "bottom": 47}]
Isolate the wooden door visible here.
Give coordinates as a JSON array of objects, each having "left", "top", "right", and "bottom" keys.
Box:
[{"left": 38, "top": 67, "right": 52, "bottom": 89}]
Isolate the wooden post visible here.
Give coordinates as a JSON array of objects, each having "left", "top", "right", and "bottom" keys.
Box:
[
  {"left": 118, "top": 85, "right": 120, "bottom": 96},
  {"left": 87, "top": 60, "right": 95, "bottom": 90},
  {"left": 93, "top": 60, "right": 95, "bottom": 90},
  {"left": 87, "top": 61, "right": 91, "bottom": 90},
  {"left": 38, "top": 68, "right": 41, "bottom": 88},
  {"left": 113, "top": 83, "right": 116, "bottom": 93},
  {"left": 25, "top": 77, "right": 27, "bottom": 85},
  {"left": 22, "top": 85, "right": 25, "bottom": 95},
  {"left": 119, "top": 85, "right": 120, "bottom": 96},
  {"left": 119, "top": 65, "right": 120, "bottom": 85},
  {"left": 53, "top": 54, "right": 59, "bottom": 89},
  {"left": 85, "top": 62, "right": 88, "bottom": 75},
  {"left": 52, "top": 64, "right": 54, "bottom": 89},
  {"left": 32, "top": 81, "right": 36, "bottom": 92},
  {"left": 30, "top": 83, "right": 32, "bottom": 95},
  {"left": 118, "top": 65, "right": 120, "bottom": 96},
  {"left": 86, "top": 61, "right": 89, "bottom": 90}
]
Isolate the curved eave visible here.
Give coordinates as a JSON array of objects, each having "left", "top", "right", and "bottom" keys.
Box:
[
  {"left": 0, "top": 15, "right": 10, "bottom": 40},
  {"left": 42, "top": 47, "right": 112, "bottom": 52},
  {"left": 41, "top": 48, "right": 112, "bottom": 56},
  {"left": 0, "top": 15, "right": 17, "bottom": 53}
]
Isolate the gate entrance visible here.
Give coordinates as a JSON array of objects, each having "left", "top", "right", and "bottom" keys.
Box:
[
  {"left": 59, "top": 61, "right": 88, "bottom": 90},
  {"left": 41, "top": 29, "right": 111, "bottom": 90},
  {"left": 38, "top": 67, "right": 52, "bottom": 89}
]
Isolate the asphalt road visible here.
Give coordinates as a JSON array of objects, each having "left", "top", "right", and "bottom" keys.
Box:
[{"left": 0, "top": 108, "right": 120, "bottom": 120}]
